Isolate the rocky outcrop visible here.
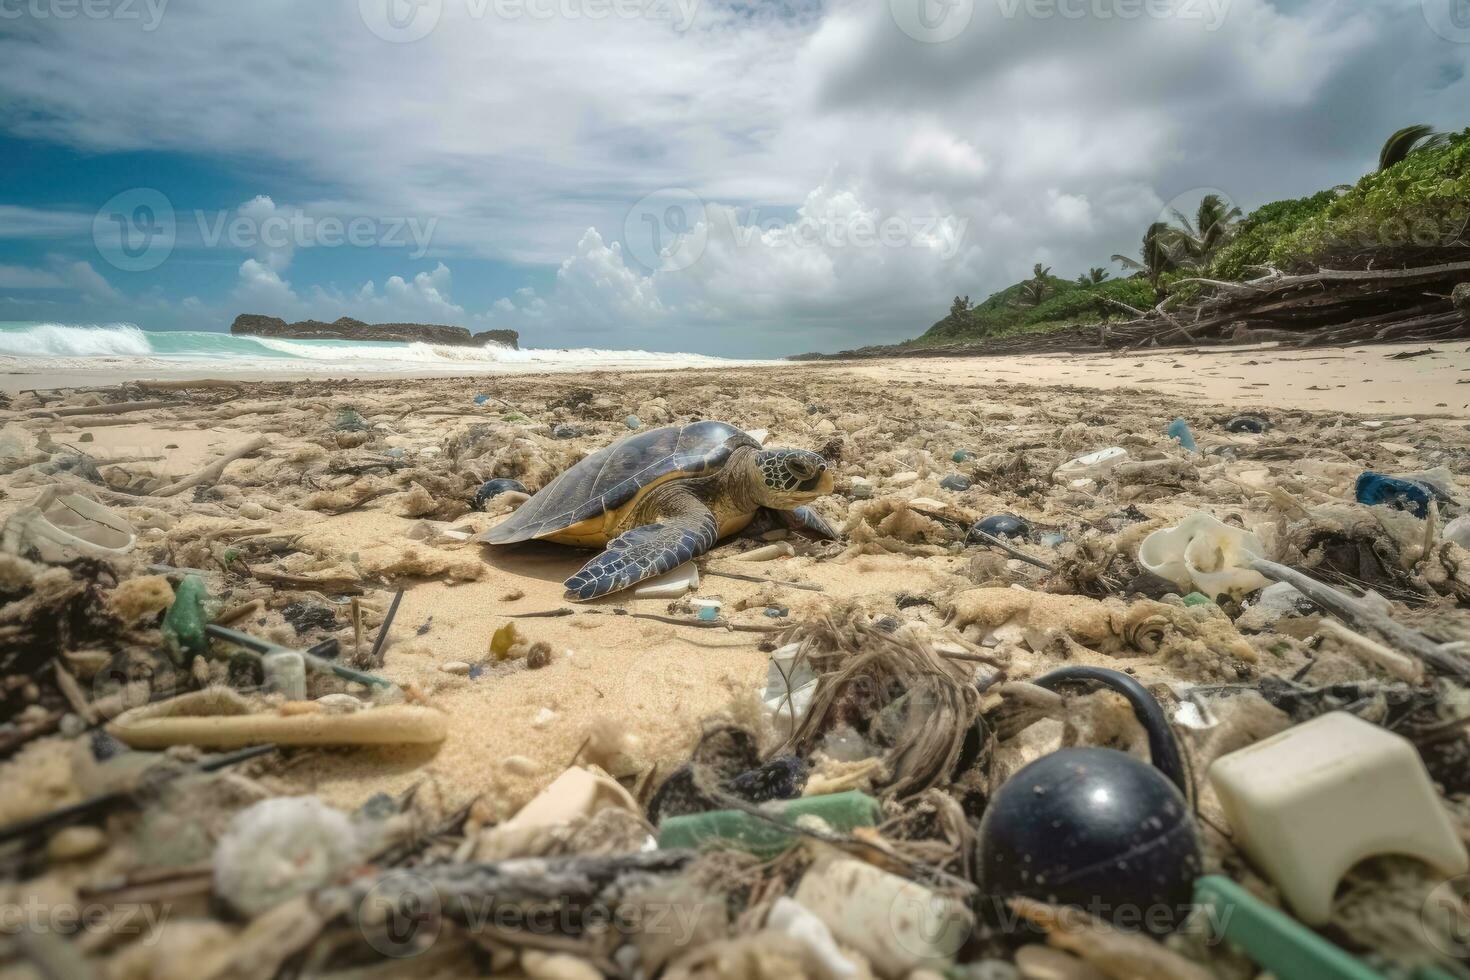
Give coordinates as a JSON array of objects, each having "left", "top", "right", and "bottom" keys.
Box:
[
  {"left": 231, "top": 314, "right": 518, "bottom": 349},
  {"left": 472, "top": 329, "right": 520, "bottom": 348}
]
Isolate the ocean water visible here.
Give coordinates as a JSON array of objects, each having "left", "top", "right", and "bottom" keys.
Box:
[{"left": 0, "top": 322, "right": 746, "bottom": 376}]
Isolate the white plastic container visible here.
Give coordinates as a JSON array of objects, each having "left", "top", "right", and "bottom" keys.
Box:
[
  {"left": 1052, "top": 446, "right": 1128, "bottom": 485},
  {"left": 2, "top": 488, "right": 137, "bottom": 563},
  {"left": 1210, "top": 711, "right": 1468, "bottom": 925}
]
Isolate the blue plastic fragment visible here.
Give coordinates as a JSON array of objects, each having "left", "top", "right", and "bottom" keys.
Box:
[
  {"left": 1355, "top": 471, "right": 1432, "bottom": 518},
  {"left": 763, "top": 606, "right": 789, "bottom": 618},
  {"left": 939, "top": 474, "right": 972, "bottom": 491},
  {"left": 474, "top": 394, "right": 490, "bottom": 405},
  {"left": 1167, "top": 418, "right": 1197, "bottom": 452},
  {"left": 697, "top": 605, "right": 720, "bottom": 622}
]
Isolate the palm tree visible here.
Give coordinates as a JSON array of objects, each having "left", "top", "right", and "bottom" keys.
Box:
[
  {"left": 1112, "top": 221, "right": 1183, "bottom": 295},
  {"left": 1076, "top": 267, "right": 1109, "bottom": 286},
  {"left": 1379, "top": 124, "right": 1447, "bottom": 172},
  {"left": 1015, "top": 263, "right": 1053, "bottom": 307},
  {"left": 1170, "top": 193, "right": 1242, "bottom": 265}
]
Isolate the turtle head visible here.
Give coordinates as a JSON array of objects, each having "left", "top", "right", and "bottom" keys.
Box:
[{"left": 752, "top": 448, "right": 833, "bottom": 505}]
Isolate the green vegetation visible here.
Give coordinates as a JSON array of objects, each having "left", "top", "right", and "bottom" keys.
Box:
[
  {"left": 912, "top": 124, "right": 1467, "bottom": 347},
  {"left": 918, "top": 274, "right": 1155, "bottom": 346}
]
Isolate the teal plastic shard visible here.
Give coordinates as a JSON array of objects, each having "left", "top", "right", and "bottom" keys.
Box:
[
  {"left": 1193, "top": 875, "right": 1384, "bottom": 980},
  {"left": 161, "top": 575, "right": 210, "bottom": 665},
  {"left": 657, "top": 791, "right": 882, "bottom": 859}
]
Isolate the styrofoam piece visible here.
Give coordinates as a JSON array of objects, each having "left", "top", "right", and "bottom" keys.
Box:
[
  {"left": 632, "top": 562, "right": 699, "bottom": 598},
  {"left": 747, "top": 428, "right": 770, "bottom": 445},
  {"left": 1053, "top": 446, "right": 1128, "bottom": 484},
  {"left": 1138, "top": 511, "right": 1268, "bottom": 598},
  {"left": 793, "top": 857, "right": 973, "bottom": 977},
  {"left": 2, "top": 488, "right": 136, "bottom": 562},
  {"left": 1209, "top": 711, "right": 1468, "bottom": 925}
]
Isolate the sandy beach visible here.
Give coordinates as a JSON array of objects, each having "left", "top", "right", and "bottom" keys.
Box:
[{"left": 4, "top": 345, "right": 1470, "bottom": 976}]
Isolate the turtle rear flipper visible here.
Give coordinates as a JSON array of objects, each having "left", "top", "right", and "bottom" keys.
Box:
[{"left": 564, "top": 491, "right": 717, "bottom": 600}]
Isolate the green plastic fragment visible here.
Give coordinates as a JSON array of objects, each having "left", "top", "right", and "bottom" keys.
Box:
[
  {"left": 1181, "top": 592, "right": 1213, "bottom": 607},
  {"left": 1193, "top": 875, "right": 1384, "bottom": 980},
  {"left": 161, "top": 575, "right": 210, "bottom": 665},
  {"left": 952, "top": 449, "right": 975, "bottom": 463},
  {"left": 657, "top": 791, "right": 882, "bottom": 859}
]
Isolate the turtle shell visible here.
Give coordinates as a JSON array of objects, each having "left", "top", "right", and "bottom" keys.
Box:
[{"left": 479, "top": 420, "right": 757, "bottom": 544}]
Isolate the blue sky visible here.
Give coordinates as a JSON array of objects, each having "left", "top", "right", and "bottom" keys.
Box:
[{"left": 1, "top": 0, "right": 1467, "bottom": 356}]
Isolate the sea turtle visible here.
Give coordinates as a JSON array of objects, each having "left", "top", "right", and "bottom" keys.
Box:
[{"left": 477, "top": 420, "right": 836, "bottom": 600}]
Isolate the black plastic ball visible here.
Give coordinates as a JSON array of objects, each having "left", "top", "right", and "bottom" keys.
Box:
[
  {"left": 472, "top": 478, "right": 528, "bottom": 510},
  {"left": 972, "top": 513, "right": 1031, "bottom": 540},
  {"left": 978, "top": 747, "right": 1201, "bottom": 931}
]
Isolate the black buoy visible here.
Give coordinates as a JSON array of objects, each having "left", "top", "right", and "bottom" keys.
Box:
[
  {"left": 977, "top": 667, "right": 1201, "bottom": 931},
  {"left": 979, "top": 747, "right": 1200, "bottom": 930},
  {"left": 472, "top": 478, "right": 527, "bottom": 511},
  {"left": 971, "top": 513, "right": 1031, "bottom": 540}
]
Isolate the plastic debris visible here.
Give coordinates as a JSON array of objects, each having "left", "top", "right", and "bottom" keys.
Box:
[
  {"left": 1053, "top": 446, "right": 1128, "bottom": 484},
  {"left": 1137, "top": 511, "right": 1269, "bottom": 598},
  {"left": 162, "top": 575, "right": 211, "bottom": 665},
  {"left": 971, "top": 513, "right": 1030, "bottom": 540},
  {"left": 1166, "top": 417, "right": 1197, "bottom": 452},
  {"left": 1, "top": 487, "right": 137, "bottom": 563},
  {"left": 1355, "top": 471, "right": 1434, "bottom": 518},
  {"left": 1226, "top": 415, "right": 1268, "bottom": 433},
  {"left": 214, "top": 796, "right": 362, "bottom": 917},
  {"left": 625, "top": 414, "right": 642, "bottom": 429},
  {"left": 656, "top": 790, "right": 881, "bottom": 858},
  {"left": 473, "top": 477, "right": 529, "bottom": 510},
  {"left": 1210, "top": 711, "right": 1469, "bottom": 925},
  {"left": 632, "top": 562, "right": 699, "bottom": 598},
  {"left": 793, "top": 857, "right": 973, "bottom": 977},
  {"left": 940, "top": 473, "right": 973, "bottom": 491}
]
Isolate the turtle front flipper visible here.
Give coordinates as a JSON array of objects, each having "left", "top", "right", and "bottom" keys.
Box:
[{"left": 564, "top": 492, "right": 718, "bottom": 600}]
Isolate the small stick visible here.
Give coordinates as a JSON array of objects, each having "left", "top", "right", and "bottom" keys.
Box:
[
  {"left": 1317, "top": 619, "right": 1423, "bottom": 683},
  {"left": 967, "top": 528, "right": 1054, "bottom": 570},
  {"left": 212, "top": 599, "right": 263, "bottom": 626},
  {"left": 701, "top": 567, "right": 825, "bottom": 592},
  {"left": 369, "top": 589, "right": 405, "bottom": 666},
  {"left": 148, "top": 435, "right": 269, "bottom": 497},
  {"left": 205, "top": 624, "right": 395, "bottom": 689}
]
